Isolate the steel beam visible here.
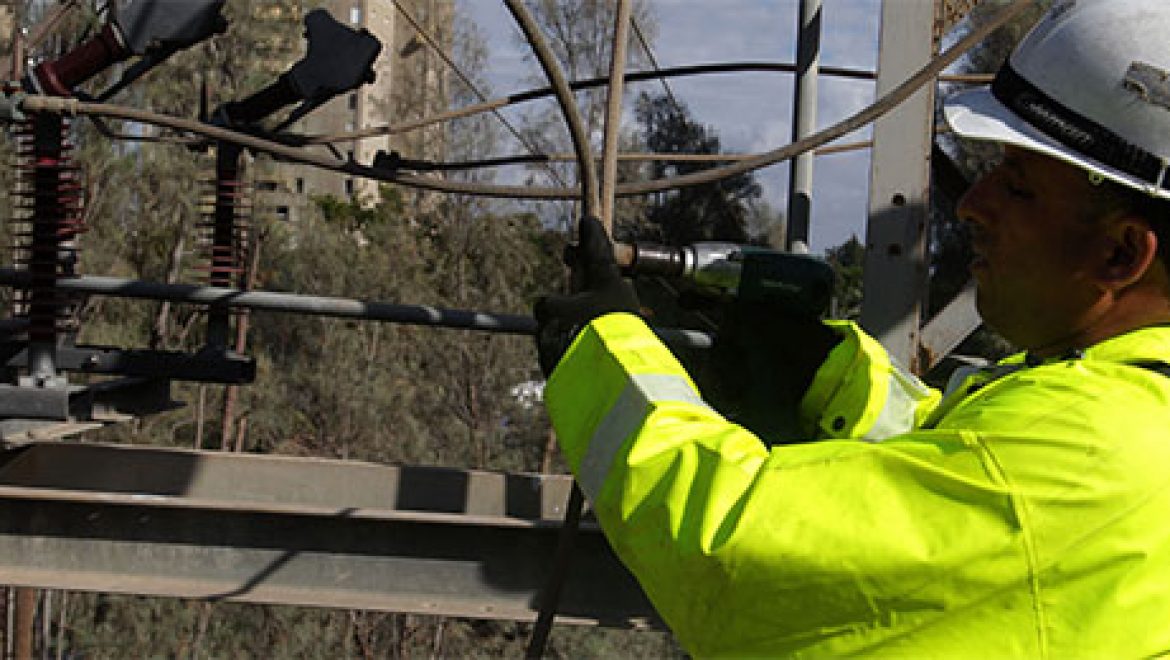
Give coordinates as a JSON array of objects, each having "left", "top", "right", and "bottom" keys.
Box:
[
  {"left": 920, "top": 281, "right": 982, "bottom": 370},
  {"left": 859, "top": 0, "right": 940, "bottom": 371},
  {"left": 0, "top": 442, "right": 660, "bottom": 628},
  {"left": 0, "top": 342, "right": 255, "bottom": 384}
]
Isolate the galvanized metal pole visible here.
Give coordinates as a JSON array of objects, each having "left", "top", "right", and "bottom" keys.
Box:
[
  {"left": 858, "top": 0, "right": 940, "bottom": 371},
  {"left": 0, "top": 270, "right": 713, "bottom": 349},
  {"left": 786, "top": 0, "right": 821, "bottom": 253}
]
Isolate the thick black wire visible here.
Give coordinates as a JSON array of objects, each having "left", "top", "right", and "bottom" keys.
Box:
[{"left": 304, "top": 63, "right": 990, "bottom": 146}]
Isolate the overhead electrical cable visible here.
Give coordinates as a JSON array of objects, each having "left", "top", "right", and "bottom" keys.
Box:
[
  {"left": 630, "top": 16, "right": 682, "bottom": 111},
  {"left": 524, "top": 3, "right": 635, "bottom": 655},
  {"left": 599, "top": 0, "right": 634, "bottom": 229},
  {"left": 17, "top": 0, "right": 1028, "bottom": 201},
  {"left": 389, "top": 0, "right": 569, "bottom": 189}
]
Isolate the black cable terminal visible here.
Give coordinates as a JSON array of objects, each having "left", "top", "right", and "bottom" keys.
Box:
[{"left": 211, "top": 9, "right": 381, "bottom": 132}]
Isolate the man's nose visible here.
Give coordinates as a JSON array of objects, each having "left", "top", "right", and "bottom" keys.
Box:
[{"left": 956, "top": 174, "right": 993, "bottom": 228}]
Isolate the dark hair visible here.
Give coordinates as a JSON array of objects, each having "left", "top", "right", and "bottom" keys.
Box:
[{"left": 1091, "top": 178, "right": 1170, "bottom": 269}]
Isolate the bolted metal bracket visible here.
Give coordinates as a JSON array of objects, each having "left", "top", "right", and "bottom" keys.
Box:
[{"left": 0, "top": 85, "right": 25, "bottom": 122}]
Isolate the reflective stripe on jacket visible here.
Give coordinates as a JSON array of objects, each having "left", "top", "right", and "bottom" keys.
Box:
[{"left": 544, "top": 312, "right": 1170, "bottom": 658}]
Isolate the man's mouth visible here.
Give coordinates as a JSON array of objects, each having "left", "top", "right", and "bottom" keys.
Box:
[{"left": 966, "top": 227, "right": 990, "bottom": 272}]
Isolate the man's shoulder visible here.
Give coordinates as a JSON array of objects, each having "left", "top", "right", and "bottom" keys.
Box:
[
  {"left": 944, "top": 328, "right": 1170, "bottom": 438},
  {"left": 1085, "top": 324, "right": 1170, "bottom": 367}
]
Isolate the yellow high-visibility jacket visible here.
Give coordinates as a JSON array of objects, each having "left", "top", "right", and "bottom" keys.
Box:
[{"left": 544, "top": 313, "right": 1170, "bottom": 657}]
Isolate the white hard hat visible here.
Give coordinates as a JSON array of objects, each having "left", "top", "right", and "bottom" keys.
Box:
[{"left": 945, "top": 0, "right": 1170, "bottom": 200}]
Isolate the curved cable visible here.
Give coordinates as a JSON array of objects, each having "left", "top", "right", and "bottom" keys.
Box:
[
  {"left": 504, "top": 0, "right": 599, "bottom": 218},
  {"left": 615, "top": 0, "right": 1028, "bottom": 196},
  {"left": 525, "top": 4, "right": 635, "bottom": 656},
  {"left": 303, "top": 62, "right": 878, "bottom": 145}
]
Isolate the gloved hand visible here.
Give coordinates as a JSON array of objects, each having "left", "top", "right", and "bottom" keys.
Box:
[{"left": 533, "top": 216, "right": 640, "bottom": 377}]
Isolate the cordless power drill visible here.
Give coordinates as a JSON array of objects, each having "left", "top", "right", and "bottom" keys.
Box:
[
  {"left": 616, "top": 241, "right": 836, "bottom": 317},
  {"left": 615, "top": 240, "right": 837, "bottom": 441}
]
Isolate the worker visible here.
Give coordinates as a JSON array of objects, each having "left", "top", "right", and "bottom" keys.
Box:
[{"left": 533, "top": 0, "right": 1170, "bottom": 655}]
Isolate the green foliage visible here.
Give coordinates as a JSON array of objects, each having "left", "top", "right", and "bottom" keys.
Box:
[
  {"left": 825, "top": 234, "right": 864, "bottom": 320},
  {"left": 188, "top": 185, "right": 562, "bottom": 472},
  {"left": 49, "top": 593, "right": 683, "bottom": 659},
  {"left": 623, "top": 92, "right": 759, "bottom": 245},
  {"left": 313, "top": 185, "right": 403, "bottom": 232}
]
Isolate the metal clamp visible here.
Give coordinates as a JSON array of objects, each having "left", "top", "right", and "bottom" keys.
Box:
[{"left": 0, "top": 86, "right": 25, "bottom": 122}]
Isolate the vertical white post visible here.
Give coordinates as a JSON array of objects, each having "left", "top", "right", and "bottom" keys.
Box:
[{"left": 786, "top": 0, "right": 822, "bottom": 253}]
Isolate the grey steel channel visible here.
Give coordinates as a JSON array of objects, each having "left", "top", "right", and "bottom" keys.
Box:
[{"left": 0, "top": 441, "right": 661, "bottom": 627}]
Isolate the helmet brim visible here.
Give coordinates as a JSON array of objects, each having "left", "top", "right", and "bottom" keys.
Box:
[{"left": 944, "top": 87, "right": 1167, "bottom": 198}]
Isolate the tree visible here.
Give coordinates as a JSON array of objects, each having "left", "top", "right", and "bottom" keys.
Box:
[
  {"left": 518, "top": 0, "right": 656, "bottom": 132},
  {"left": 625, "top": 92, "right": 761, "bottom": 245},
  {"left": 511, "top": 0, "right": 658, "bottom": 227},
  {"left": 826, "top": 234, "right": 864, "bottom": 320}
]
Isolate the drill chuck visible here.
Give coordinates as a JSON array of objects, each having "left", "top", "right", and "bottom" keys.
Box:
[{"left": 622, "top": 241, "right": 835, "bottom": 316}]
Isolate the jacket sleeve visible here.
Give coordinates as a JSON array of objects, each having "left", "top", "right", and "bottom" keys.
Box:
[
  {"left": 798, "top": 319, "right": 941, "bottom": 440},
  {"left": 543, "top": 313, "right": 1026, "bottom": 656}
]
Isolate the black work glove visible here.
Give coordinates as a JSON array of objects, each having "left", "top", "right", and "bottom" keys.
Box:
[
  {"left": 705, "top": 301, "right": 842, "bottom": 443},
  {"left": 533, "top": 216, "right": 640, "bottom": 377}
]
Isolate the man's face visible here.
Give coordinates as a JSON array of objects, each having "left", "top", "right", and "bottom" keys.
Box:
[{"left": 956, "top": 146, "right": 1107, "bottom": 352}]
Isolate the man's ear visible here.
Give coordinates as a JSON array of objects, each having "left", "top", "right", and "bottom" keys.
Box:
[{"left": 1099, "top": 215, "right": 1159, "bottom": 290}]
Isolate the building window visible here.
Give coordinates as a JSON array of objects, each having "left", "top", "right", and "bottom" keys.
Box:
[
  {"left": 295, "top": 178, "right": 304, "bottom": 194},
  {"left": 350, "top": 5, "right": 362, "bottom": 24},
  {"left": 345, "top": 179, "right": 355, "bottom": 196},
  {"left": 276, "top": 206, "right": 290, "bottom": 221},
  {"left": 348, "top": 93, "right": 358, "bottom": 111}
]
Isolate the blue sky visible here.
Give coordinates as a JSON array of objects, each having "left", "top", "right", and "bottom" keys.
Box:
[{"left": 454, "top": 0, "right": 886, "bottom": 253}]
